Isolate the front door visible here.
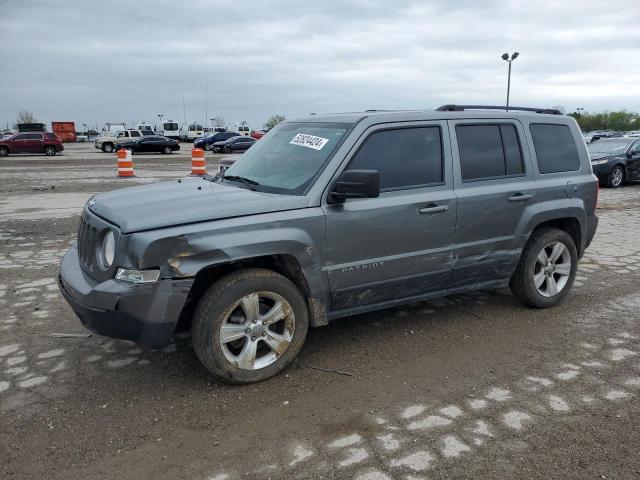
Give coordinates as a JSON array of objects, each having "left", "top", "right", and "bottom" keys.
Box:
[
  {"left": 448, "top": 120, "right": 535, "bottom": 288},
  {"left": 324, "top": 122, "right": 457, "bottom": 313}
]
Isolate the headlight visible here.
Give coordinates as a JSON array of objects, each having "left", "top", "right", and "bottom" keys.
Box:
[
  {"left": 115, "top": 268, "right": 160, "bottom": 283},
  {"left": 102, "top": 230, "right": 115, "bottom": 267},
  {"left": 591, "top": 159, "right": 608, "bottom": 165}
]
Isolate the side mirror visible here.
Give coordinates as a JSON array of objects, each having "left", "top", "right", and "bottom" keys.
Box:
[{"left": 330, "top": 169, "right": 379, "bottom": 203}]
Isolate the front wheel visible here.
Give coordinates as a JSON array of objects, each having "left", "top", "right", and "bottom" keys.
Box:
[
  {"left": 204, "top": 143, "right": 212, "bottom": 151},
  {"left": 162, "top": 146, "right": 172, "bottom": 154},
  {"left": 606, "top": 165, "right": 625, "bottom": 188},
  {"left": 102, "top": 143, "right": 114, "bottom": 153},
  {"left": 44, "top": 145, "right": 56, "bottom": 156},
  {"left": 510, "top": 227, "right": 577, "bottom": 308},
  {"left": 192, "top": 269, "right": 309, "bottom": 384},
  {"left": 224, "top": 145, "right": 231, "bottom": 154}
]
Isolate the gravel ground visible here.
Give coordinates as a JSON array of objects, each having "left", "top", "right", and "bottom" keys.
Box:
[{"left": 1, "top": 145, "right": 639, "bottom": 479}]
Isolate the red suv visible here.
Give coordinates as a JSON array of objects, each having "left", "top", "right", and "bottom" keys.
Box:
[{"left": 0, "top": 132, "right": 64, "bottom": 157}]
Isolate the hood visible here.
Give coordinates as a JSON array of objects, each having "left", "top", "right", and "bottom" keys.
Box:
[
  {"left": 589, "top": 153, "right": 618, "bottom": 161},
  {"left": 89, "top": 178, "right": 309, "bottom": 233}
]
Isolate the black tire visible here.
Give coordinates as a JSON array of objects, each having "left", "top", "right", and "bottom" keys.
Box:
[
  {"left": 204, "top": 143, "right": 212, "bottom": 151},
  {"left": 102, "top": 143, "right": 114, "bottom": 153},
  {"left": 510, "top": 227, "right": 578, "bottom": 308},
  {"left": 192, "top": 268, "right": 309, "bottom": 384},
  {"left": 0, "top": 146, "right": 8, "bottom": 157},
  {"left": 44, "top": 145, "right": 56, "bottom": 156},
  {"left": 606, "top": 165, "right": 625, "bottom": 188},
  {"left": 224, "top": 145, "right": 231, "bottom": 154},
  {"left": 162, "top": 146, "right": 172, "bottom": 154}
]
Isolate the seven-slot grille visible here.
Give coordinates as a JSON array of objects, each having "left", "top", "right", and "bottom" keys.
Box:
[{"left": 77, "top": 215, "right": 98, "bottom": 273}]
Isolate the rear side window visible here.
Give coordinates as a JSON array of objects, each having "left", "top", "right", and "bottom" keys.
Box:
[
  {"left": 530, "top": 124, "right": 580, "bottom": 174},
  {"left": 130, "top": 131, "right": 141, "bottom": 137},
  {"left": 348, "top": 126, "right": 443, "bottom": 191},
  {"left": 456, "top": 124, "right": 524, "bottom": 181},
  {"left": 45, "top": 133, "right": 57, "bottom": 139}
]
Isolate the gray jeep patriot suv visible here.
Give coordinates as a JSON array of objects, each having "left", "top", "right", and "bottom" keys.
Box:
[{"left": 59, "top": 105, "right": 598, "bottom": 383}]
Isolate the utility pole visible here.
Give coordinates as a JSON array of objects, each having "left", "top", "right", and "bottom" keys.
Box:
[
  {"left": 205, "top": 83, "right": 208, "bottom": 131},
  {"left": 501, "top": 52, "right": 519, "bottom": 110}
]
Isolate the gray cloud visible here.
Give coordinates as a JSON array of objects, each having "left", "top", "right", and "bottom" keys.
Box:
[{"left": 1, "top": 0, "right": 639, "bottom": 130}]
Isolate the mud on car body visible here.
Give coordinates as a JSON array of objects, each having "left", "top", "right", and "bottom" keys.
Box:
[{"left": 59, "top": 105, "right": 598, "bottom": 383}]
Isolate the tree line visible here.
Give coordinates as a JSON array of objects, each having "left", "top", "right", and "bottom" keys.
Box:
[{"left": 568, "top": 110, "right": 640, "bottom": 132}]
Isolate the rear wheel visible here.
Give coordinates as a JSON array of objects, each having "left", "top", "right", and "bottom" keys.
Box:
[
  {"left": 606, "top": 165, "right": 625, "bottom": 188},
  {"left": 510, "top": 227, "right": 577, "bottom": 308},
  {"left": 0, "top": 146, "right": 8, "bottom": 157},
  {"left": 102, "top": 143, "right": 114, "bottom": 153},
  {"left": 192, "top": 268, "right": 309, "bottom": 384},
  {"left": 44, "top": 145, "right": 56, "bottom": 156}
]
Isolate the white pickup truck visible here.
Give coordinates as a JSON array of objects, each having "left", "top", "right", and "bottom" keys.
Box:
[{"left": 94, "top": 129, "right": 153, "bottom": 153}]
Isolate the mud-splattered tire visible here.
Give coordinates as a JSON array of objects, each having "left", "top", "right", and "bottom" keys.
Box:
[
  {"left": 510, "top": 227, "right": 578, "bottom": 308},
  {"left": 192, "top": 268, "right": 309, "bottom": 384}
]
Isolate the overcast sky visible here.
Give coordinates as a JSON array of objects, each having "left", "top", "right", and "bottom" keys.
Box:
[{"left": 1, "top": 0, "right": 639, "bottom": 131}]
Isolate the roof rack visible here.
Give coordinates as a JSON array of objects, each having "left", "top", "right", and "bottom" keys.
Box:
[{"left": 436, "top": 104, "right": 563, "bottom": 115}]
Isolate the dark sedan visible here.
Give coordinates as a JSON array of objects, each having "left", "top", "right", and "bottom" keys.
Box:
[
  {"left": 115, "top": 136, "right": 180, "bottom": 154},
  {"left": 193, "top": 131, "right": 239, "bottom": 150},
  {"left": 588, "top": 137, "right": 640, "bottom": 188},
  {"left": 212, "top": 135, "right": 256, "bottom": 153}
]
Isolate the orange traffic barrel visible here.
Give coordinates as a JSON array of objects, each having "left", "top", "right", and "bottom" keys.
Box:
[
  {"left": 117, "top": 149, "right": 135, "bottom": 177},
  {"left": 191, "top": 148, "right": 206, "bottom": 176}
]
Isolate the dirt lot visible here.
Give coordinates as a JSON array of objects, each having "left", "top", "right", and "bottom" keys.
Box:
[{"left": 1, "top": 144, "right": 639, "bottom": 480}]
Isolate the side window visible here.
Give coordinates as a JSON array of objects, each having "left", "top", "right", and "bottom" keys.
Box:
[
  {"left": 456, "top": 124, "right": 524, "bottom": 181},
  {"left": 130, "top": 131, "right": 141, "bottom": 137},
  {"left": 14, "top": 134, "right": 28, "bottom": 140},
  {"left": 116, "top": 132, "right": 125, "bottom": 138},
  {"left": 26, "top": 133, "right": 42, "bottom": 140},
  {"left": 348, "top": 126, "right": 443, "bottom": 191},
  {"left": 530, "top": 124, "right": 580, "bottom": 174}
]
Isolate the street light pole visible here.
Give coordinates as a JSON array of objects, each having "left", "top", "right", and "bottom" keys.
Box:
[{"left": 501, "top": 52, "right": 519, "bottom": 111}]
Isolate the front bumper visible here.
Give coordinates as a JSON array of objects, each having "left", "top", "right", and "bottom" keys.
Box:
[{"left": 58, "top": 245, "right": 194, "bottom": 348}]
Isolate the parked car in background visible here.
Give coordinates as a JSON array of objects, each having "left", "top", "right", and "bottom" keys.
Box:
[
  {"left": 136, "top": 123, "right": 154, "bottom": 134},
  {"left": 155, "top": 120, "right": 180, "bottom": 140},
  {"left": 0, "top": 132, "right": 63, "bottom": 156},
  {"left": 212, "top": 135, "right": 256, "bottom": 153},
  {"left": 588, "top": 137, "right": 640, "bottom": 188},
  {"left": 95, "top": 129, "right": 153, "bottom": 153},
  {"left": 250, "top": 129, "right": 266, "bottom": 140},
  {"left": 115, "top": 136, "right": 180, "bottom": 154},
  {"left": 194, "top": 131, "right": 239, "bottom": 151},
  {"left": 180, "top": 123, "right": 205, "bottom": 142},
  {"left": 236, "top": 124, "right": 251, "bottom": 136}
]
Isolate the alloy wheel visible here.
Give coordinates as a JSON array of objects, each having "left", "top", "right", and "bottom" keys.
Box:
[
  {"left": 219, "top": 291, "right": 295, "bottom": 370},
  {"left": 533, "top": 241, "right": 572, "bottom": 297}
]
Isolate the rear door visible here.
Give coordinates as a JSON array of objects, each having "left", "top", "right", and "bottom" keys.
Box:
[
  {"left": 449, "top": 119, "right": 534, "bottom": 288},
  {"left": 323, "top": 121, "right": 457, "bottom": 311}
]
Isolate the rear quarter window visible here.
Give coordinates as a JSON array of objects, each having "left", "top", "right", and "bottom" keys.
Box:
[{"left": 530, "top": 123, "right": 580, "bottom": 174}]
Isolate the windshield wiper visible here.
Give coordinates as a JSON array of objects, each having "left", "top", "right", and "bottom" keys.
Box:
[{"left": 222, "top": 175, "right": 261, "bottom": 190}]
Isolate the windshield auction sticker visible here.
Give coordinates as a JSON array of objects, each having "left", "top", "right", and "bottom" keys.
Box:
[{"left": 290, "top": 133, "right": 329, "bottom": 150}]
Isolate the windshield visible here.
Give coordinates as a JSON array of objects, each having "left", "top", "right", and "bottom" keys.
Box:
[
  {"left": 219, "top": 122, "right": 351, "bottom": 195},
  {"left": 588, "top": 139, "right": 633, "bottom": 155}
]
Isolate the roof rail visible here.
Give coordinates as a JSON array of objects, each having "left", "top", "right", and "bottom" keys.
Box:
[{"left": 436, "top": 104, "right": 563, "bottom": 115}]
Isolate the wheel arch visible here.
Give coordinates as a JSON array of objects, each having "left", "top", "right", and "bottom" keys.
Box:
[
  {"left": 176, "top": 253, "right": 327, "bottom": 334},
  {"left": 529, "top": 216, "right": 583, "bottom": 257}
]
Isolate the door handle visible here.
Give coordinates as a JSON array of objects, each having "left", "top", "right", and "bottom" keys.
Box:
[
  {"left": 508, "top": 193, "right": 532, "bottom": 202},
  {"left": 418, "top": 204, "right": 448, "bottom": 214}
]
